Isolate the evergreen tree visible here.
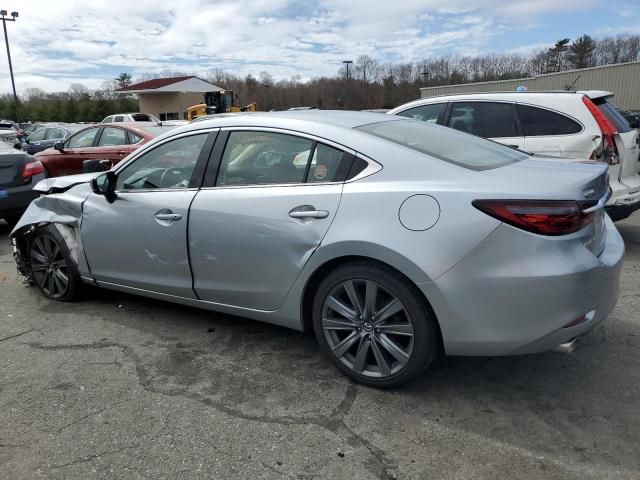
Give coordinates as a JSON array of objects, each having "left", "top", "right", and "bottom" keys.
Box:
[{"left": 568, "top": 35, "right": 597, "bottom": 69}]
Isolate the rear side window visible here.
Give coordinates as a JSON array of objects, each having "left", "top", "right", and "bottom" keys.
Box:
[
  {"left": 114, "top": 116, "right": 125, "bottom": 122},
  {"left": 447, "top": 102, "right": 519, "bottom": 138},
  {"left": 396, "top": 103, "right": 446, "bottom": 124},
  {"left": 593, "top": 99, "right": 632, "bottom": 133},
  {"left": 518, "top": 105, "right": 582, "bottom": 136},
  {"left": 357, "top": 120, "right": 528, "bottom": 171}
]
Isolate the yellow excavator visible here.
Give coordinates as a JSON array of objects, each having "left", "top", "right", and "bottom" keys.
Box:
[{"left": 187, "top": 90, "right": 257, "bottom": 120}]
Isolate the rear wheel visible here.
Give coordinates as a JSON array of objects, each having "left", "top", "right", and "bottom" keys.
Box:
[
  {"left": 312, "top": 261, "right": 439, "bottom": 388},
  {"left": 28, "top": 225, "right": 81, "bottom": 301}
]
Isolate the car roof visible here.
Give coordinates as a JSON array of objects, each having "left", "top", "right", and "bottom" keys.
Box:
[{"left": 185, "top": 110, "right": 403, "bottom": 130}]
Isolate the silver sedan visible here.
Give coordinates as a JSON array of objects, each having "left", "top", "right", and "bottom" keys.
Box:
[{"left": 10, "top": 111, "right": 624, "bottom": 387}]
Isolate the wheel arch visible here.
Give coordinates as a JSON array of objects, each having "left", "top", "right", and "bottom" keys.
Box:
[{"left": 299, "top": 254, "right": 443, "bottom": 348}]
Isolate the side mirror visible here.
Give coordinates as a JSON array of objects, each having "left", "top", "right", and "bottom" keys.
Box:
[
  {"left": 53, "top": 141, "right": 64, "bottom": 152},
  {"left": 90, "top": 171, "right": 117, "bottom": 203},
  {"left": 13, "top": 142, "right": 21, "bottom": 150}
]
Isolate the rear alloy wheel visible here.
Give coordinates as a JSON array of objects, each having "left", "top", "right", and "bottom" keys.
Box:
[
  {"left": 28, "top": 225, "right": 81, "bottom": 301},
  {"left": 312, "top": 262, "right": 438, "bottom": 388}
]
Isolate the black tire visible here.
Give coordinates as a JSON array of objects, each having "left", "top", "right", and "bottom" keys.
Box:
[
  {"left": 28, "top": 224, "right": 81, "bottom": 301},
  {"left": 312, "top": 261, "right": 439, "bottom": 388}
]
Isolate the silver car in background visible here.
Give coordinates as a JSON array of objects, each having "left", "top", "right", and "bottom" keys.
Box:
[{"left": 10, "top": 111, "right": 623, "bottom": 387}]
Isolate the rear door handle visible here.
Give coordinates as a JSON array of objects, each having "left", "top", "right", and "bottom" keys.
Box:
[
  {"left": 289, "top": 207, "right": 329, "bottom": 219},
  {"left": 155, "top": 212, "right": 182, "bottom": 221}
]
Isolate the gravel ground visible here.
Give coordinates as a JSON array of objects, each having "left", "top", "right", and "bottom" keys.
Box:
[{"left": 0, "top": 216, "right": 639, "bottom": 480}]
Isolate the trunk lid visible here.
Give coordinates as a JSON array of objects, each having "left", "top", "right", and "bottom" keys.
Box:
[{"left": 0, "top": 151, "right": 31, "bottom": 188}]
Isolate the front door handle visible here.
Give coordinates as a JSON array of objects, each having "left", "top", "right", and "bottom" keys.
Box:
[
  {"left": 289, "top": 206, "right": 329, "bottom": 219},
  {"left": 155, "top": 212, "right": 182, "bottom": 221}
]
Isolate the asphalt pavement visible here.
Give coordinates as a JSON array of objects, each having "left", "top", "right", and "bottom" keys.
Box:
[{"left": 1, "top": 216, "right": 639, "bottom": 480}]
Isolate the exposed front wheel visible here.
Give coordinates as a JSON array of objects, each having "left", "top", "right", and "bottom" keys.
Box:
[
  {"left": 312, "top": 262, "right": 439, "bottom": 388},
  {"left": 28, "top": 225, "right": 81, "bottom": 301}
]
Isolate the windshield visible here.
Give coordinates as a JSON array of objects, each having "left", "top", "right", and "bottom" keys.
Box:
[{"left": 356, "top": 119, "right": 528, "bottom": 171}]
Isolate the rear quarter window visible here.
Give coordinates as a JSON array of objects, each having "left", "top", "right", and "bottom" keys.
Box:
[
  {"left": 356, "top": 119, "right": 528, "bottom": 171},
  {"left": 517, "top": 105, "right": 583, "bottom": 136}
]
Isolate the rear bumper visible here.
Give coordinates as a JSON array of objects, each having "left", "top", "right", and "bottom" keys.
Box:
[
  {"left": 607, "top": 183, "right": 640, "bottom": 221},
  {"left": 421, "top": 216, "right": 624, "bottom": 356},
  {"left": 0, "top": 174, "right": 44, "bottom": 217}
]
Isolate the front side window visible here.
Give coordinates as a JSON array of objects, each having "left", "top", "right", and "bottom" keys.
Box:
[
  {"left": 27, "top": 129, "right": 47, "bottom": 142},
  {"left": 518, "top": 105, "right": 582, "bottom": 136},
  {"left": 447, "top": 102, "right": 519, "bottom": 138},
  {"left": 98, "top": 127, "right": 127, "bottom": 147},
  {"left": 67, "top": 128, "right": 99, "bottom": 149},
  {"left": 396, "top": 103, "right": 446, "bottom": 124},
  {"left": 46, "top": 128, "right": 65, "bottom": 140},
  {"left": 217, "top": 131, "right": 314, "bottom": 186},
  {"left": 116, "top": 134, "right": 207, "bottom": 190}
]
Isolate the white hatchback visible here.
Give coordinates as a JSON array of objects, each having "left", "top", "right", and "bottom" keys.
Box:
[{"left": 388, "top": 91, "right": 640, "bottom": 220}]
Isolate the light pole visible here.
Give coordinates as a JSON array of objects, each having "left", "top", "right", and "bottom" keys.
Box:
[
  {"left": 342, "top": 60, "right": 353, "bottom": 109},
  {"left": 420, "top": 67, "right": 429, "bottom": 86},
  {"left": 1, "top": 10, "right": 19, "bottom": 123}
]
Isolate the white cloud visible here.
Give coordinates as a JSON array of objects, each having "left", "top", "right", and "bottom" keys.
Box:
[{"left": 0, "top": 0, "right": 609, "bottom": 93}]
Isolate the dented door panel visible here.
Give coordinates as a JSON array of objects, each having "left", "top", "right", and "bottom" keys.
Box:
[{"left": 189, "top": 184, "right": 342, "bottom": 311}]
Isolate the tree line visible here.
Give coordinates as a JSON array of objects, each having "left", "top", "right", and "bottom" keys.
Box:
[{"left": 1, "top": 33, "right": 638, "bottom": 122}]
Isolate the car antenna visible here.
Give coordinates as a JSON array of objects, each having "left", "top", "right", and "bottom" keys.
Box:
[{"left": 565, "top": 73, "right": 582, "bottom": 91}]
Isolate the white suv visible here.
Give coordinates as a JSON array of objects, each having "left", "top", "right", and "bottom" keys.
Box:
[{"left": 388, "top": 91, "right": 640, "bottom": 221}]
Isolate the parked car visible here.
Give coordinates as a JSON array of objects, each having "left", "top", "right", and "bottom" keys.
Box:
[
  {"left": 10, "top": 111, "right": 622, "bottom": 387},
  {"left": 20, "top": 124, "right": 85, "bottom": 155},
  {"left": 0, "top": 141, "right": 45, "bottom": 224},
  {"left": 101, "top": 113, "right": 160, "bottom": 124},
  {"left": 34, "top": 123, "right": 176, "bottom": 177},
  {"left": 615, "top": 107, "right": 640, "bottom": 129},
  {"left": 388, "top": 91, "right": 640, "bottom": 221},
  {"left": 17, "top": 123, "right": 46, "bottom": 140},
  {"left": 0, "top": 120, "right": 21, "bottom": 142}
]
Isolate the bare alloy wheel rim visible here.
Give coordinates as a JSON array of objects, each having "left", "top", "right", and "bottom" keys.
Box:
[
  {"left": 30, "top": 235, "right": 70, "bottom": 299},
  {"left": 322, "top": 279, "right": 415, "bottom": 378}
]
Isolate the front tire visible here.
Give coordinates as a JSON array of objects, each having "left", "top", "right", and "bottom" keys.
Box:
[
  {"left": 28, "top": 225, "right": 81, "bottom": 301},
  {"left": 312, "top": 261, "right": 439, "bottom": 388}
]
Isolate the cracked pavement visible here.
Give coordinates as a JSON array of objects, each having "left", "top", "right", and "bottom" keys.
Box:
[{"left": 1, "top": 216, "right": 639, "bottom": 480}]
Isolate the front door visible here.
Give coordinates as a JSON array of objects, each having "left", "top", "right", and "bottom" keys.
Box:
[
  {"left": 189, "top": 130, "right": 348, "bottom": 311},
  {"left": 81, "top": 132, "right": 213, "bottom": 297}
]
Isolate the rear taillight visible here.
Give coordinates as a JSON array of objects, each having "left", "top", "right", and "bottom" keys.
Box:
[
  {"left": 22, "top": 160, "right": 44, "bottom": 179},
  {"left": 582, "top": 96, "right": 619, "bottom": 165},
  {"left": 472, "top": 200, "right": 594, "bottom": 236}
]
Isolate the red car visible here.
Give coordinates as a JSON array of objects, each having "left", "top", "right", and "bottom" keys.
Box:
[{"left": 35, "top": 123, "right": 176, "bottom": 177}]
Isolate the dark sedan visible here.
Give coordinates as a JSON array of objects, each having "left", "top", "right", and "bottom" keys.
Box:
[
  {"left": 20, "top": 124, "right": 84, "bottom": 155},
  {"left": 0, "top": 141, "right": 45, "bottom": 224}
]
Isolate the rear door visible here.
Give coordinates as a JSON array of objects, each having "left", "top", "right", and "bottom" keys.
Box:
[
  {"left": 92, "top": 126, "right": 133, "bottom": 166},
  {"left": 444, "top": 101, "right": 525, "bottom": 150},
  {"left": 517, "top": 104, "right": 588, "bottom": 157},
  {"left": 593, "top": 99, "right": 640, "bottom": 193},
  {"left": 189, "top": 129, "right": 350, "bottom": 311}
]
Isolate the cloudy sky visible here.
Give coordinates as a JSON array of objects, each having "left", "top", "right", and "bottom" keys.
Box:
[{"left": 0, "top": 0, "right": 638, "bottom": 93}]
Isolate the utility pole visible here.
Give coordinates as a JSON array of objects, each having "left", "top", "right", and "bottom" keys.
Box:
[
  {"left": 342, "top": 60, "right": 353, "bottom": 109},
  {"left": 1, "top": 10, "right": 19, "bottom": 123}
]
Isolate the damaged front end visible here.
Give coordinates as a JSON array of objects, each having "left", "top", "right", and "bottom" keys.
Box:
[{"left": 10, "top": 173, "right": 100, "bottom": 283}]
